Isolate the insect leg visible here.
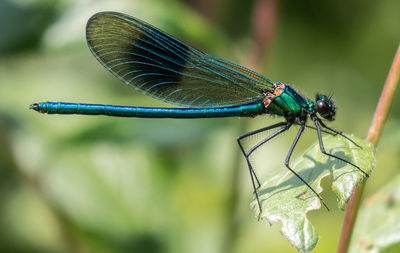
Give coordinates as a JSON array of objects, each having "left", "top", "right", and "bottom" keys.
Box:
[
  {"left": 317, "top": 118, "right": 361, "bottom": 148},
  {"left": 237, "top": 122, "right": 287, "bottom": 188},
  {"left": 299, "top": 123, "right": 335, "bottom": 135},
  {"left": 285, "top": 120, "right": 330, "bottom": 210},
  {"left": 237, "top": 121, "right": 293, "bottom": 216},
  {"left": 313, "top": 118, "right": 369, "bottom": 177}
]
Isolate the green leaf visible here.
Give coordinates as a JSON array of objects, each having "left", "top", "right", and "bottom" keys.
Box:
[
  {"left": 349, "top": 175, "right": 400, "bottom": 253},
  {"left": 250, "top": 134, "right": 375, "bottom": 253}
]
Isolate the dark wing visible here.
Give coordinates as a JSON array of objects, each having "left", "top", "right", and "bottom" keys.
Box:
[{"left": 86, "top": 12, "right": 274, "bottom": 107}]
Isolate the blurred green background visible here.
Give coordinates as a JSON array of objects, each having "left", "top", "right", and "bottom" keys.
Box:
[{"left": 0, "top": 0, "right": 399, "bottom": 252}]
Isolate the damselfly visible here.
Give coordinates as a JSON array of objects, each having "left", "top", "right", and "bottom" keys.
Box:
[{"left": 30, "top": 12, "right": 369, "bottom": 213}]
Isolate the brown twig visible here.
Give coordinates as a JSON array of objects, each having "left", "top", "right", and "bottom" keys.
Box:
[{"left": 337, "top": 44, "right": 400, "bottom": 253}]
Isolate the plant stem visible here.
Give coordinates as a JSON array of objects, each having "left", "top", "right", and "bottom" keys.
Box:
[{"left": 337, "top": 44, "right": 400, "bottom": 253}]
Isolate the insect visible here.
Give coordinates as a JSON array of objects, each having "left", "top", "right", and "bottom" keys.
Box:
[{"left": 30, "top": 11, "right": 369, "bottom": 213}]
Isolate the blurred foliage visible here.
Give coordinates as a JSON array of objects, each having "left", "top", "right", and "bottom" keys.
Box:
[
  {"left": 0, "top": 0, "right": 399, "bottom": 252},
  {"left": 349, "top": 175, "right": 400, "bottom": 253},
  {"left": 0, "top": 0, "right": 57, "bottom": 54}
]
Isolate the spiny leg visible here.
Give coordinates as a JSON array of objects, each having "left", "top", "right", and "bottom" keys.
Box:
[
  {"left": 237, "top": 122, "right": 287, "bottom": 188},
  {"left": 299, "top": 123, "right": 336, "bottom": 135},
  {"left": 246, "top": 122, "right": 293, "bottom": 188},
  {"left": 238, "top": 121, "right": 293, "bottom": 216},
  {"left": 317, "top": 118, "right": 361, "bottom": 148},
  {"left": 246, "top": 122, "right": 293, "bottom": 157},
  {"left": 300, "top": 121, "right": 359, "bottom": 147},
  {"left": 313, "top": 117, "right": 369, "bottom": 177},
  {"left": 285, "top": 120, "right": 330, "bottom": 210}
]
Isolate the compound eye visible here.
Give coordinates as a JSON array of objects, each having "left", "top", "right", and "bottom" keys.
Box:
[{"left": 317, "top": 100, "right": 330, "bottom": 117}]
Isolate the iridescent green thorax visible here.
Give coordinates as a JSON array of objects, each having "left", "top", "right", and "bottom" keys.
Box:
[
  {"left": 306, "top": 100, "right": 316, "bottom": 114},
  {"left": 264, "top": 83, "right": 315, "bottom": 119}
]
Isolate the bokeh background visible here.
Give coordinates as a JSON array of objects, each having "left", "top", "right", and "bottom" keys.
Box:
[{"left": 0, "top": 0, "right": 399, "bottom": 252}]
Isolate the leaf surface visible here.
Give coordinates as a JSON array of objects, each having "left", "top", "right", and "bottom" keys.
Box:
[{"left": 251, "top": 134, "right": 375, "bottom": 253}]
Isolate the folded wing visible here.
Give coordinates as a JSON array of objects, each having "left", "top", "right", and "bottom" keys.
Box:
[{"left": 86, "top": 12, "right": 274, "bottom": 107}]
